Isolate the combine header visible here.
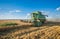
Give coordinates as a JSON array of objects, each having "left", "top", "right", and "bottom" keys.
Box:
[{"left": 31, "top": 11, "right": 48, "bottom": 27}]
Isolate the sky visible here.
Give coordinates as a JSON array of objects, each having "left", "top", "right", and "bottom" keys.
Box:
[{"left": 0, "top": 0, "right": 60, "bottom": 19}]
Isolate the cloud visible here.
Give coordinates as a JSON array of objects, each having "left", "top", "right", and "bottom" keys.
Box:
[
  {"left": 9, "top": 10, "right": 21, "bottom": 13},
  {"left": 0, "top": 13, "right": 13, "bottom": 19},
  {"left": 0, "top": 11, "right": 21, "bottom": 19},
  {"left": 0, "top": 9, "right": 22, "bottom": 19},
  {"left": 27, "top": 13, "right": 30, "bottom": 16},
  {"left": 0, "top": 13, "right": 21, "bottom": 19},
  {"left": 15, "top": 10, "right": 21, "bottom": 12},
  {"left": 56, "top": 7, "right": 60, "bottom": 11}
]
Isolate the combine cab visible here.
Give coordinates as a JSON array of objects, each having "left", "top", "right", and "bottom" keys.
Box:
[{"left": 31, "top": 11, "right": 47, "bottom": 27}]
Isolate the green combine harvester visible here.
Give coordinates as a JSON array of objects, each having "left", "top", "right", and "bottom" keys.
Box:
[{"left": 31, "top": 11, "right": 48, "bottom": 27}]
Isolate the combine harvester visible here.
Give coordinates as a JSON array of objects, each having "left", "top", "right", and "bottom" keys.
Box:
[
  {"left": 31, "top": 11, "right": 48, "bottom": 27},
  {"left": 0, "top": 11, "right": 48, "bottom": 32}
]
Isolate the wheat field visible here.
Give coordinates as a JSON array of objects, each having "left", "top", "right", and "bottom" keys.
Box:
[{"left": 0, "top": 20, "right": 60, "bottom": 39}]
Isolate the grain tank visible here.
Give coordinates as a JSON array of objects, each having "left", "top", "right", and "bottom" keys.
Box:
[{"left": 31, "top": 11, "right": 47, "bottom": 26}]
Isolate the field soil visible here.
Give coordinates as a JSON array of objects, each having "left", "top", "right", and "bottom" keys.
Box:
[{"left": 0, "top": 20, "right": 60, "bottom": 39}]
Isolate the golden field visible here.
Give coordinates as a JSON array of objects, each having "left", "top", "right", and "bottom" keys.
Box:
[{"left": 0, "top": 20, "right": 60, "bottom": 39}]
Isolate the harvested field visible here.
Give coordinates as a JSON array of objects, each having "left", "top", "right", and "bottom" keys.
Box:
[{"left": 0, "top": 20, "right": 60, "bottom": 39}]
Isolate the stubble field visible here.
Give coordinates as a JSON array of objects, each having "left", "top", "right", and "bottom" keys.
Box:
[{"left": 0, "top": 20, "right": 60, "bottom": 39}]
